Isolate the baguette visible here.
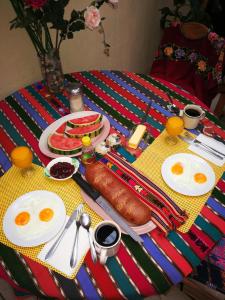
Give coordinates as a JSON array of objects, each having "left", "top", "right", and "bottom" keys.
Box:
[{"left": 85, "top": 162, "right": 151, "bottom": 225}]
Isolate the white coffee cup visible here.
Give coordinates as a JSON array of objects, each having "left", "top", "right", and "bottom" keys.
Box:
[
  {"left": 180, "top": 104, "right": 205, "bottom": 129},
  {"left": 93, "top": 220, "right": 121, "bottom": 264}
]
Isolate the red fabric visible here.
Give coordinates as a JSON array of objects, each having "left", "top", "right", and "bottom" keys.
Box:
[{"left": 150, "top": 25, "right": 222, "bottom": 107}]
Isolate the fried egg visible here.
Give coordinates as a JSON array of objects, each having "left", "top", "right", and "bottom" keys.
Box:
[{"left": 13, "top": 197, "right": 60, "bottom": 241}]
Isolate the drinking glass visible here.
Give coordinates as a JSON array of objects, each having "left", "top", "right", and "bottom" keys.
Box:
[
  {"left": 165, "top": 116, "right": 184, "bottom": 145},
  {"left": 10, "top": 146, "right": 35, "bottom": 177}
]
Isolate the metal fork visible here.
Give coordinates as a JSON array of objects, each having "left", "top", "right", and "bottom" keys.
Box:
[
  {"left": 178, "top": 135, "right": 224, "bottom": 160},
  {"left": 70, "top": 210, "right": 83, "bottom": 268}
]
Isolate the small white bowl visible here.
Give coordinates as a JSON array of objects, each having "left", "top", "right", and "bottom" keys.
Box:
[{"left": 44, "top": 157, "right": 79, "bottom": 181}]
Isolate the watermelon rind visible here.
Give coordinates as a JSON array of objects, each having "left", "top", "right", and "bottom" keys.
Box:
[
  {"left": 67, "top": 114, "right": 102, "bottom": 128},
  {"left": 47, "top": 134, "right": 82, "bottom": 155},
  {"left": 65, "top": 123, "right": 103, "bottom": 139}
]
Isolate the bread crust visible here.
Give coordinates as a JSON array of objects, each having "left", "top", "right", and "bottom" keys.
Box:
[{"left": 85, "top": 162, "right": 151, "bottom": 225}]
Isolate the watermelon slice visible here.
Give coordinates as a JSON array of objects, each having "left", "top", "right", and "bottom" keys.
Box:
[
  {"left": 55, "top": 122, "right": 67, "bottom": 135},
  {"left": 65, "top": 123, "right": 103, "bottom": 138},
  {"left": 48, "top": 133, "right": 82, "bottom": 155},
  {"left": 67, "top": 113, "right": 102, "bottom": 128}
]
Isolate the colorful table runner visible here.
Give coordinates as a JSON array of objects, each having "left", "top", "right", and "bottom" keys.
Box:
[{"left": 0, "top": 71, "right": 225, "bottom": 299}]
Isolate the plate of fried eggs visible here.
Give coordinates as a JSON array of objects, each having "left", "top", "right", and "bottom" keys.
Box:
[
  {"left": 161, "top": 153, "right": 216, "bottom": 196},
  {"left": 3, "top": 190, "right": 66, "bottom": 247}
]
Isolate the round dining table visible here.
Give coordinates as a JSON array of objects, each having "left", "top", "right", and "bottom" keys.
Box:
[{"left": 0, "top": 70, "right": 225, "bottom": 299}]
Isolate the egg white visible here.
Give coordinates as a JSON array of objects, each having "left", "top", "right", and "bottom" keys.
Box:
[{"left": 13, "top": 196, "right": 62, "bottom": 241}]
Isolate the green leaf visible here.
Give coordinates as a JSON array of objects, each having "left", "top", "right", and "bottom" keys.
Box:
[
  {"left": 69, "top": 20, "right": 85, "bottom": 32},
  {"left": 67, "top": 31, "right": 73, "bottom": 39}
]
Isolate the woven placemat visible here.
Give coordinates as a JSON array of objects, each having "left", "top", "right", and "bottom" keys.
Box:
[
  {"left": 133, "top": 130, "right": 225, "bottom": 232},
  {"left": 0, "top": 164, "right": 102, "bottom": 278}
]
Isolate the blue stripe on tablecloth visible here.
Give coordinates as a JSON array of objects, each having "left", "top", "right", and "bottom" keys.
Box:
[
  {"left": 207, "top": 197, "right": 225, "bottom": 218},
  {"left": 142, "top": 235, "right": 183, "bottom": 284},
  {"left": 76, "top": 266, "right": 101, "bottom": 300},
  {"left": 13, "top": 92, "right": 48, "bottom": 130},
  {"left": 0, "top": 148, "right": 11, "bottom": 172},
  {"left": 107, "top": 71, "right": 172, "bottom": 118}
]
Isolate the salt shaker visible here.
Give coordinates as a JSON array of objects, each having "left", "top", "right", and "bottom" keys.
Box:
[{"left": 67, "top": 83, "right": 84, "bottom": 113}]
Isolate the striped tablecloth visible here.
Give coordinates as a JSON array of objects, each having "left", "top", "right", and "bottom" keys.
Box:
[{"left": 0, "top": 70, "right": 225, "bottom": 299}]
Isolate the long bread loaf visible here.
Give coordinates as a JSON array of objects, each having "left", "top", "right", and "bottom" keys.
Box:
[{"left": 85, "top": 162, "right": 151, "bottom": 225}]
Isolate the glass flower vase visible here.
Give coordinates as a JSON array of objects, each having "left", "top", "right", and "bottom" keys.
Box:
[{"left": 39, "top": 48, "right": 64, "bottom": 94}]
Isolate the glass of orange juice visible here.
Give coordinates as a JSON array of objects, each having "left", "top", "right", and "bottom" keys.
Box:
[
  {"left": 10, "top": 146, "right": 35, "bottom": 177},
  {"left": 165, "top": 116, "right": 184, "bottom": 145}
]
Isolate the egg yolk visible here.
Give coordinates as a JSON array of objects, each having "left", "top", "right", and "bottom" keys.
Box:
[
  {"left": 39, "top": 208, "right": 54, "bottom": 222},
  {"left": 15, "top": 212, "right": 30, "bottom": 226},
  {"left": 171, "top": 162, "right": 183, "bottom": 175},
  {"left": 194, "top": 173, "right": 207, "bottom": 184}
]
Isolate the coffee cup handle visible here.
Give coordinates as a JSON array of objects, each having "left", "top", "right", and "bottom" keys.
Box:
[
  {"left": 99, "top": 249, "right": 108, "bottom": 265},
  {"left": 200, "top": 111, "right": 205, "bottom": 120}
]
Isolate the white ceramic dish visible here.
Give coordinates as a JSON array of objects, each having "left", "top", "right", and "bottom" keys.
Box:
[
  {"left": 39, "top": 111, "right": 110, "bottom": 158},
  {"left": 3, "top": 190, "right": 66, "bottom": 247},
  {"left": 44, "top": 157, "right": 79, "bottom": 181},
  {"left": 80, "top": 190, "right": 156, "bottom": 235},
  {"left": 161, "top": 153, "right": 216, "bottom": 196}
]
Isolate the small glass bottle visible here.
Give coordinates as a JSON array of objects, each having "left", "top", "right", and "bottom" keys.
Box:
[
  {"left": 67, "top": 83, "right": 84, "bottom": 113},
  {"left": 81, "top": 136, "right": 96, "bottom": 165}
]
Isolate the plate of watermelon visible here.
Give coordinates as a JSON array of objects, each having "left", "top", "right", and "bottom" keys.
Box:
[{"left": 39, "top": 111, "right": 110, "bottom": 158}]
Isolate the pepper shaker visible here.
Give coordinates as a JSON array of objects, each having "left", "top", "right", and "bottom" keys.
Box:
[{"left": 67, "top": 83, "right": 84, "bottom": 113}]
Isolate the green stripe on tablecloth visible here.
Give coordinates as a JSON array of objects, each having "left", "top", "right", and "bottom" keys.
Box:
[
  {"left": 195, "top": 215, "right": 221, "bottom": 242},
  {"left": 168, "top": 231, "right": 200, "bottom": 267},
  {"left": 211, "top": 188, "right": 225, "bottom": 205},
  {"left": 6, "top": 96, "right": 42, "bottom": 138},
  {"left": 0, "top": 244, "right": 46, "bottom": 298},
  {"left": 0, "top": 111, "right": 40, "bottom": 165},
  {"left": 107, "top": 257, "right": 143, "bottom": 300},
  {"left": 26, "top": 86, "right": 61, "bottom": 120},
  {"left": 122, "top": 235, "right": 171, "bottom": 293},
  {"left": 117, "top": 147, "right": 136, "bottom": 163},
  {"left": 83, "top": 72, "right": 164, "bottom": 131},
  {"left": 140, "top": 75, "right": 225, "bottom": 130},
  {"left": 65, "top": 74, "right": 134, "bottom": 129}
]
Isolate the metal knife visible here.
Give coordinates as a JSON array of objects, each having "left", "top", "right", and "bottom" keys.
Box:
[
  {"left": 45, "top": 203, "right": 83, "bottom": 260},
  {"left": 72, "top": 173, "right": 144, "bottom": 245}
]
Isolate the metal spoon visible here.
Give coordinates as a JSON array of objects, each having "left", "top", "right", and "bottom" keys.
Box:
[{"left": 80, "top": 213, "right": 97, "bottom": 263}]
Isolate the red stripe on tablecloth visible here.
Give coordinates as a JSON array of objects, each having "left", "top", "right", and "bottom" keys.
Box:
[
  {"left": 117, "top": 244, "right": 156, "bottom": 297},
  {"left": 85, "top": 252, "right": 124, "bottom": 300},
  {"left": 149, "top": 76, "right": 209, "bottom": 108},
  {"left": 216, "top": 179, "right": 225, "bottom": 192},
  {"left": 201, "top": 206, "right": 225, "bottom": 233},
  {"left": 1, "top": 102, "right": 50, "bottom": 166},
  {"left": 19, "top": 88, "right": 55, "bottom": 125},
  {"left": 180, "top": 225, "right": 215, "bottom": 260},
  {"left": 91, "top": 71, "right": 167, "bottom": 126},
  {"left": 73, "top": 73, "right": 141, "bottom": 124},
  {"left": 22, "top": 256, "right": 64, "bottom": 299},
  {"left": 0, "top": 264, "right": 28, "bottom": 293},
  {"left": 150, "top": 229, "right": 193, "bottom": 276},
  {"left": 0, "top": 127, "right": 16, "bottom": 153}
]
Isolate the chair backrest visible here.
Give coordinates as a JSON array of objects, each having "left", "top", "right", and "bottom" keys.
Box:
[{"left": 150, "top": 23, "right": 225, "bottom": 107}]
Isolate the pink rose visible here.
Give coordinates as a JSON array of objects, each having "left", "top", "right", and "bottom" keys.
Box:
[
  {"left": 84, "top": 6, "right": 101, "bottom": 30},
  {"left": 25, "top": 0, "right": 47, "bottom": 9},
  {"left": 208, "top": 32, "right": 219, "bottom": 41}
]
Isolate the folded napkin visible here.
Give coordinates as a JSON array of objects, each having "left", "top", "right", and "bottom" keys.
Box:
[
  {"left": 101, "top": 152, "right": 188, "bottom": 235},
  {"left": 188, "top": 134, "right": 225, "bottom": 167},
  {"left": 38, "top": 216, "right": 90, "bottom": 278}
]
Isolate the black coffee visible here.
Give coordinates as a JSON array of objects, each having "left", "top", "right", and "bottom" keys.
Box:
[
  {"left": 185, "top": 108, "right": 201, "bottom": 117},
  {"left": 95, "top": 224, "right": 119, "bottom": 247}
]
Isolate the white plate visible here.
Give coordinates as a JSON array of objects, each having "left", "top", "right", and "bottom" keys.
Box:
[
  {"left": 81, "top": 191, "right": 156, "bottom": 235},
  {"left": 3, "top": 190, "right": 66, "bottom": 247},
  {"left": 39, "top": 111, "right": 110, "bottom": 158},
  {"left": 161, "top": 153, "right": 216, "bottom": 196},
  {"left": 44, "top": 157, "right": 79, "bottom": 181}
]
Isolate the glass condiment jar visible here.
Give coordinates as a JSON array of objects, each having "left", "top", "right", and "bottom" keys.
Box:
[
  {"left": 81, "top": 136, "right": 96, "bottom": 165},
  {"left": 67, "top": 82, "right": 84, "bottom": 113}
]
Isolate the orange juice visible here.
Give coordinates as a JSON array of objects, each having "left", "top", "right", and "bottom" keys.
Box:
[
  {"left": 166, "top": 116, "right": 184, "bottom": 136},
  {"left": 10, "top": 146, "right": 33, "bottom": 169}
]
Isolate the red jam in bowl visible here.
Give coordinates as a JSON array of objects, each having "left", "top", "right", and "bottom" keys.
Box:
[{"left": 50, "top": 162, "right": 75, "bottom": 179}]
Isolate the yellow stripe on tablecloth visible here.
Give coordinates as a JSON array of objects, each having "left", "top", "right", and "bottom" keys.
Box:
[
  {"left": 132, "top": 130, "right": 225, "bottom": 232},
  {"left": 0, "top": 164, "right": 102, "bottom": 279}
]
